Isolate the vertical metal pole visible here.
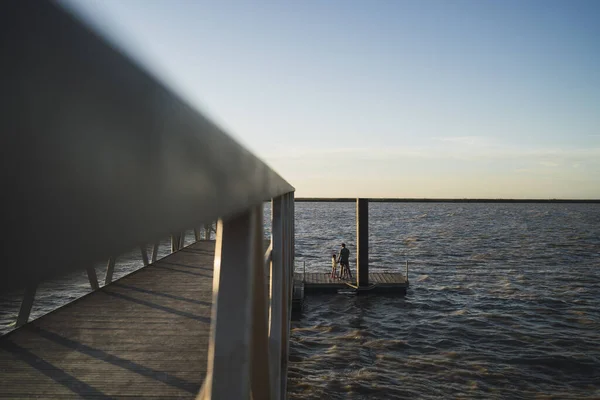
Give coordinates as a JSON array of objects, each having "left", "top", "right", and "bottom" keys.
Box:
[
  {"left": 87, "top": 266, "right": 99, "bottom": 290},
  {"left": 140, "top": 245, "right": 149, "bottom": 266},
  {"left": 105, "top": 257, "right": 116, "bottom": 285},
  {"left": 16, "top": 283, "right": 38, "bottom": 327},
  {"left": 356, "top": 198, "right": 369, "bottom": 288},
  {"left": 406, "top": 260, "right": 409, "bottom": 283}
]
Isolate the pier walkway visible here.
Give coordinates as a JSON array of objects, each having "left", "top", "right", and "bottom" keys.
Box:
[
  {"left": 2, "top": 2, "right": 295, "bottom": 398},
  {"left": 0, "top": 241, "right": 216, "bottom": 399}
]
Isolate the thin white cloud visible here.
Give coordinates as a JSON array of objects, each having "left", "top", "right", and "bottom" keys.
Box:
[
  {"left": 539, "top": 161, "right": 560, "bottom": 167},
  {"left": 434, "top": 136, "right": 490, "bottom": 146},
  {"left": 262, "top": 145, "right": 600, "bottom": 164}
]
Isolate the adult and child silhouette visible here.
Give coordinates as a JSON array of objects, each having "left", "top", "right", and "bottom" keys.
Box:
[{"left": 331, "top": 243, "right": 352, "bottom": 280}]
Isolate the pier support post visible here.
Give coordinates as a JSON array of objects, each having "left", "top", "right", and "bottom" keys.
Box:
[{"left": 356, "top": 198, "right": 369, "bottom": 288}]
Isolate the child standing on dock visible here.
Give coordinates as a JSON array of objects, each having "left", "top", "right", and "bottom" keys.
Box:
[{"left": 331, "top": 253, "right": 338, "bottom": 279}]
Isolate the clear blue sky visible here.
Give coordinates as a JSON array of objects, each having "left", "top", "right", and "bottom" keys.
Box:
[{"left": 63, "top": 0, "right": 600, "bottom": 198}]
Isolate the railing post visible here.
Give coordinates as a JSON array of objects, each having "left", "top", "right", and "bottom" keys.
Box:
[
  {"left": 171, "top": 232, "right": 185, "bottom": 252},
  {"left": 250, "top": 206, "right": 272, "bottom": 400},
  {"left": 282, "top": 191, "right": 294, "bottom": 399},
  {"left": 289, "top": 193, "right": 294, "bottom": 288},
  {"left": 86, "top": 266, "right": 99, "bottom": 290},
  {"left": 269, "top": 195, "right": 284, "bottom": 399},
  {"left": 171, "top": 234, "right": 178, "bottom": 253},
  {"left": 140, "top": 245, "right": 149, "bottom": 266},
  {"left": 281, "top": 194, "right": 290, "bottom": 372},
  {"left": 179, "top": 230, "right": 186, "bottom": 249},
  {"left": 105, "top": 257, "right": 116, "bottom": 285},
  {"left": 199, "top": 207, "right": 260, "bottom": 400},
  {"left": 151, "top": 242, "right": 159, "bottom": 263},
  {"left": 16, "top": 282, "right": 38, "bottom": 327}
]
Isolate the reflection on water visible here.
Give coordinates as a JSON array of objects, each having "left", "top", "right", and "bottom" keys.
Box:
[{"left": 288, "top": 203, "right": 600, "bottom": 399}]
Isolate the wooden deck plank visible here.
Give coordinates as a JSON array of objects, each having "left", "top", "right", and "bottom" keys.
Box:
[
  {"left": 384, "top": 273, "right": 394, "bottom": 283},
  {"left": 0, "top": 241, "right": 218, "bottom": 399},
  {"left": 370, "top": 273, "right": 379, "bottom": 283}
]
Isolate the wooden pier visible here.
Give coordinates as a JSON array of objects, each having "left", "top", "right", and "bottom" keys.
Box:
[
  {"left": 0, "top": 241, "right": 217, "bottom": 399},
  {"left": 2, "top": 3, "right": 408, "bottom": 399},
  {"left": 3, "top": 2, "right": 296, "bottom": 398}
]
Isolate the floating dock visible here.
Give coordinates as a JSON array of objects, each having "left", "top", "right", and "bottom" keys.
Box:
[
  {"left": 297, "top": 272, "right": 407, "bottom": 292},
  {"left": 289, "top": 199, "right": 410, "bottom": 312},
  {"left": 294, "top": 272, "right": 408, "bottom": 294}
]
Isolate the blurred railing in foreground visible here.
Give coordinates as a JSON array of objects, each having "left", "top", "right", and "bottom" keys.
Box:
[{"left": 1, "top": 1, "right": 294, "bottom": 399}]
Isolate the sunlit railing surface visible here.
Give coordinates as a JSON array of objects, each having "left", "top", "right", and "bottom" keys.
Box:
[{"left": 1, "top": 1, "right": 294, "bottom": 399}]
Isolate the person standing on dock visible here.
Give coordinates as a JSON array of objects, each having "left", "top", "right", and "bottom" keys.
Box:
[
  {"left": 338, "top": 243, "right": 352, "bottom": 279},
  {"left": 331, "top": 253, "right": 338, "bottom": 279}
]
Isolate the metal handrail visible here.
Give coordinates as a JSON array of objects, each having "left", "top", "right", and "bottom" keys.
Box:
[{"left": 1, "top": 0, "right": 293, "bottom": 292}]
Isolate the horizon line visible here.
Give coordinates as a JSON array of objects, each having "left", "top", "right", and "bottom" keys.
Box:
[{"left": 294, "top": 198, "right": 600, "bottom": 204}]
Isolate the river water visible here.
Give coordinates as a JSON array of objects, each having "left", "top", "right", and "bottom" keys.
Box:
[
  {"left": 287, "top": 202, "right": 600, "bottom": 399},
  {"left": 1, "top": 202, "right": 599, "bottom": 399}
]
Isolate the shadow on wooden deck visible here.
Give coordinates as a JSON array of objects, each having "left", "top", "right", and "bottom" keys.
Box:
[{"left": 0, "top": 241, "right": 217, "bottom": 399}]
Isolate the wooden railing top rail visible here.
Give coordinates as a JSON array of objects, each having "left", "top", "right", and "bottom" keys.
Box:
[{"left": 0, "top": 1, "right": 293, "bottom": 292}]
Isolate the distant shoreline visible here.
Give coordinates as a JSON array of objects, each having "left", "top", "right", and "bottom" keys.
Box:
[{"left": 295, "top": 198, "right": 600, "bottom": 203}]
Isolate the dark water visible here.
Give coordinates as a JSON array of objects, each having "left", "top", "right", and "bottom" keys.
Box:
[{"left": 287, "top": 203, "right": 600, "bottom": 399}]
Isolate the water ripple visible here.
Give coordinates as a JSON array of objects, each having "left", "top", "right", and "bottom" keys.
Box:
[{"left": 288, "top": 203, "right": 600, "bottom": 399}]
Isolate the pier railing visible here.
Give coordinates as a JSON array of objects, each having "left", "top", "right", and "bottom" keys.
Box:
[{"left": 2, "top": 1, "right": 295, "bottom": 399}]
